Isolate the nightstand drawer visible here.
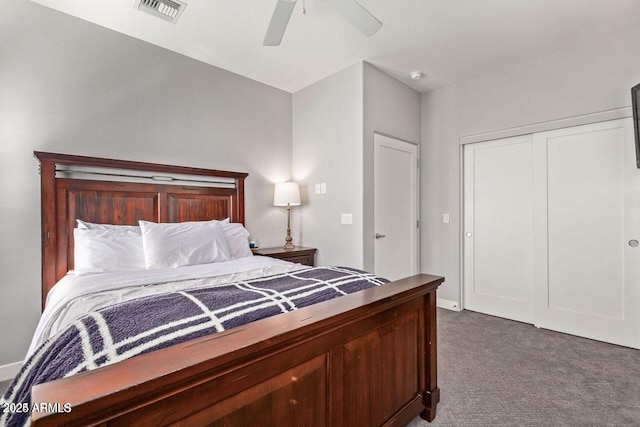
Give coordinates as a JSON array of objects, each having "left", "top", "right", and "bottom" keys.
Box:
[
  {"left": 254, "top": 247, "right": 317, "bottom": 267},
  {"left": 282, "top": 254, "right": 314, "bottom": 266}
]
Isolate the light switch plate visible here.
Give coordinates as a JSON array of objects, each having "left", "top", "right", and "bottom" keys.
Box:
[
  {"left": 443, "top": 213, "right": 450, "bottom": 224},
  {"left": 315, "top": 183, "right": 321, "bottom": 194},
  {"left": 320, "top": 182, "right": 327, "bottom": 194},
  {"left": 341, "top": 213, "right": 353, "bottom": 225}
]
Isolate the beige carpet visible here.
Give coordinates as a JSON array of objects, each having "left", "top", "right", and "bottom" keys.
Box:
[
  {"left": 2, "top": 309, "right": 639, "bottom": 425},
  {"left": 409, "top": 309, "right": 640, "bottom": 426}
]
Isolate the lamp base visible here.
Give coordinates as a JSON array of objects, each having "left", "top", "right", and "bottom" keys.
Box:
[
  {"left": 283, "top": 204, "right": 295, "bottom": 250},
  {"left": 283, "top": 233, "right": 295, "bottom": 249}
]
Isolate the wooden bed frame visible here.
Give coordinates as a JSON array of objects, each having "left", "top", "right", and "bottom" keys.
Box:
[{"left": 31, "top": 151, "right": 444, "bottom": 426}]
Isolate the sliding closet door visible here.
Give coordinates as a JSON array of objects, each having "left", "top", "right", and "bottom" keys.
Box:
[
  {"left": 463, "top": 135, "right": 534, "bottom": 323},
  {"left": 532, "top": 119, "right": 640, "bottom": 348}
]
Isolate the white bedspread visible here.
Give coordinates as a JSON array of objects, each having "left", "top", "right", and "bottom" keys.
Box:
[{"left": 27, "top": 256, "right": 305, "bottom": 358}]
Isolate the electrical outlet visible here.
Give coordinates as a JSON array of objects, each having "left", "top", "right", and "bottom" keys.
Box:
[
  {"left": 315, "top": 183, "right": 321, "bottom": 194},
  {"left": 341, "top": 213, "right": 353, "bottom": 225}
]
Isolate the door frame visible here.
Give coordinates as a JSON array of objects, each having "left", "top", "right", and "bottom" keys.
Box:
[{"left": 373, "top": 132, "right": 420, "bottom": 278}]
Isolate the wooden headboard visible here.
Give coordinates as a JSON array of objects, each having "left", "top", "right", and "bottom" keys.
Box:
[{"left": 34, "top": 151, "right": 248, "bottom": 310}]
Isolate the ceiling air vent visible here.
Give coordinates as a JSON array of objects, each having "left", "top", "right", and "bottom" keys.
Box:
[{"left": 135, "top": 0, "right": 187, "bottom": 24}]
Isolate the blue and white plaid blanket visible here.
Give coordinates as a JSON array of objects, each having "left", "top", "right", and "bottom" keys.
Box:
[{"left": 0, "top": 266, "right": 387, "bottom": 427}]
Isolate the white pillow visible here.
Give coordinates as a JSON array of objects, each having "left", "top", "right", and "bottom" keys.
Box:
[
  {"left": 139, "top": 220, "right": 231, "bottom": 269},
  {"left": 221, "top": 222, "right": 253, "bottom": 259},
  {"left": 74, "top": 228, "right": 146, "bottom": 275},
  {"left": 76, "top": 219, "right": 141, "bottom": 233}
]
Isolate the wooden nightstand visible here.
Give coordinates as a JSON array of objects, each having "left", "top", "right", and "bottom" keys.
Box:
[{"left": 253, "top": 247, "right": 317, "bottom": 267}]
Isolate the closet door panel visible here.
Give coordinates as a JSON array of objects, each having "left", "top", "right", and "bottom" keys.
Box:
[
  {"left": 463, "top": 135, "right": 534, "bottom": 323},
  {"left": 547, "top": 129, "right": 624, "bottom": 318},
  {"left": 533, "top": 118, "right": 640, "bottom": 348}
]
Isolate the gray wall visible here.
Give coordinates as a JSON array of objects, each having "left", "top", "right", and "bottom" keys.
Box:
[
  {"left": 362, "top": 63, "right": 421, "bottom": 272},
  {"left": 421, "top": 24, "right": 640, "bottom": 303},
  {"left": 292, "top": 63, "right": 364, "bottom": 268},
  {"left": 0, "top": 0, "right": 292, "bottom": 369},
  {"left": 291, "top": 62, "right": 421, "bottom": 270}
]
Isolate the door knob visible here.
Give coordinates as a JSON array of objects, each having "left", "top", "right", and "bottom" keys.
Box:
[
  {"left": 630, "top": 240, "right": 639, "bottom": 248},
  {"left": 375, "top": 233, "right": 386, "bottom": 239},
  {"left": 466, "top": 232, "right": 472, "bottom": 238}
]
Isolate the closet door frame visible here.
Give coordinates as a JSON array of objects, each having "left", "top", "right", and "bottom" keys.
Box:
[{"left": 459, "top": 107, "right": 633, "bottom": 312}]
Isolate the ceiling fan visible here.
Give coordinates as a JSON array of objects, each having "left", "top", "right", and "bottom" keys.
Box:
[{"left": 263, "top": 0, "right": 382, "bottom": 46}]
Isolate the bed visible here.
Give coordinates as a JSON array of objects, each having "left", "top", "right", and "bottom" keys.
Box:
[{"left": 3, "top": 152, "right": 443, "bottom": 426}]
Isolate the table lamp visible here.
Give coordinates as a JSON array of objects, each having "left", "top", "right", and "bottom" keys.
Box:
[{"left": 274, "top": 182, "right": 301, "bottom": 249}]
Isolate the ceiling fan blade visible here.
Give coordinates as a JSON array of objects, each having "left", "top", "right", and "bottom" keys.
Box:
[
  {"left": 325, "top": 0, "right": 382, "bottom": 37},
  {"left": 263, "top": 0, "right": 298, "bottom": 46}
]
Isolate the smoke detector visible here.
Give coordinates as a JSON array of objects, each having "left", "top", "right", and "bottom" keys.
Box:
[
  {"left": 410, "top": 71, "right": 423, "bottom": 81},
  {"left": 135, "top": 0, "right": 187, "bottom": 24}
]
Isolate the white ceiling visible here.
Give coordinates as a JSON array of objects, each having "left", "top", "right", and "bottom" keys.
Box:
[{"left": 31, "top": 0, "right": 640, "bottom": 93}]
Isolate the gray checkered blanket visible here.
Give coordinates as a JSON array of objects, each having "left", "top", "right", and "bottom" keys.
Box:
[{"left": 1, "top": 266, "right": 387, "bottom": 427}]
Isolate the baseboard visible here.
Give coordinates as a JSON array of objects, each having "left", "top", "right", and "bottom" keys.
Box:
[
  {"left": 437, "top": 298, "right": 461, "bottom": 312},
  {"left": 0, "top": 361, "right": 22, "bottom": 381}
]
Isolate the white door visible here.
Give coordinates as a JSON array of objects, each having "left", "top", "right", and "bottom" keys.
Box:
[
  {"left": 532, "top": 119, "right": 640, "bottom": 348},
  {"left": 463, "top": 135, "right": 534, "bottom": 323},
  {"left": 374, "top": 133, "right": 419, "bottom": 281}
]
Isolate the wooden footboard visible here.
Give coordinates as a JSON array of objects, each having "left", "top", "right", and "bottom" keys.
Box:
[{"left": 31, "top": 274, "right": 443, "bottom": 426}]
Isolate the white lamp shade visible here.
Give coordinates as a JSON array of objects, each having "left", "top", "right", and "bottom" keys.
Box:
[{"left": 274, "top": 182, "right": 301, "bottom": 206}]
